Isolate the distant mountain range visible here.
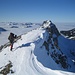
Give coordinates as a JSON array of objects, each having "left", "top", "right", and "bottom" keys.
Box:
[{"left": 60, "top": 28, "right": 75, "bottom": 39}]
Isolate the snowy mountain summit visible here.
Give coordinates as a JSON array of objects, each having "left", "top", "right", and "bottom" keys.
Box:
[{"left": 0, "top": 20, "right": 75, "bottom": 75}]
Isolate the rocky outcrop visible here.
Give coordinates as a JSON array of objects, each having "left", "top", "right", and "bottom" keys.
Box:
[
  {"left": 42, "top": 20, "right": 70, "bottom": 69},
  {"left": 0, "top": 61, "right": 14, "bottom": 75}
]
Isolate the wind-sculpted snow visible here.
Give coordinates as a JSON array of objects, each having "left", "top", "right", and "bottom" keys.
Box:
[{"left": 0, "top": 21, "right": 75, "bottom": 75}]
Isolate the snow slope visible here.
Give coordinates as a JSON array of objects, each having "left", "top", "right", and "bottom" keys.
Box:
[{"left": 0, "top": 21, "right": 75, "bottom": 75}]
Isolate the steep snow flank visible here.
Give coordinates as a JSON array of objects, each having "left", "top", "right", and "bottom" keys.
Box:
[{"left": 58, "top": 35, "right": 75, "bottom": 55}]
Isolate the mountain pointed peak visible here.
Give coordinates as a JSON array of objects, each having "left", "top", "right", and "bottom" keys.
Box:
[
  {"left": 42, "top": 20, "right": 56, "bottom": 28},
  {"left": 42, "top": 20, "right": 51, "bottom": 28}
]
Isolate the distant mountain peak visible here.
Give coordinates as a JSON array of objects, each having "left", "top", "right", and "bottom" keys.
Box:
[{"left": 0, "top": 27, "right": 7, "bottom": 32}]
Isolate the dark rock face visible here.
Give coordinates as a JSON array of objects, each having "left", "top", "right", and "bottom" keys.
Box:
[
  {"left": 0, "top": 61, "right": 14, "bottom": 75},
  {"left": 50, "top": 24, "right": 60, "bottom": 36}
]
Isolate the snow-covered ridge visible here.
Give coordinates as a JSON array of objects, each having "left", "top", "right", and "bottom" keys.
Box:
[{"left": 0, "top": 20, "right": 75, "bottom": 75}]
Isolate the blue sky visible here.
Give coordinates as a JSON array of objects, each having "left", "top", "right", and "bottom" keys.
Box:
[{"left": 0, "top": 0, "right": 75, "bottom": 22}]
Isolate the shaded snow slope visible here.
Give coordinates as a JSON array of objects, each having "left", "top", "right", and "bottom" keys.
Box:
[{"left": 0, "top": 21, "right": 75, "bottom": 75}]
